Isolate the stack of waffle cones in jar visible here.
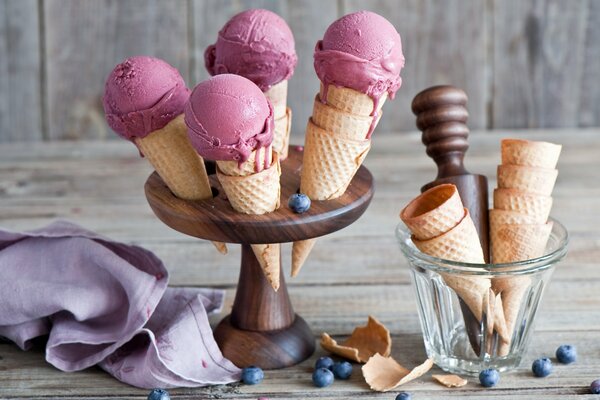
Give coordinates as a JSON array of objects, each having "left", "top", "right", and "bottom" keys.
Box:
[
  {"left": 400, "top": 184, "right": 508, "bottom": 343},
  {"left": 491, "top": 139, "right": 561, "bottom": 355}
]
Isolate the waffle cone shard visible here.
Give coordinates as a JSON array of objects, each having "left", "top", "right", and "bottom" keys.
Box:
[
  {"left": 501, "top": 139, "right": 562, "bottom": 169},
  {"left": 272, "top": 107, "right": 291, "bottom": 159},
  {"left": 135, "top": 114, "right": 212, "bottom": 200},
  {"left": 291, "top": 238, "right": 316, "bottom": 277},
  {"left": 362, "top": 354, "right": 433, "bottom": 392},
  {"left": 320, "top": 316, "right": 391, "bottom": 363},
  {"left": 497, "top": 164, "right": 558, "bottom": 196},
  {"left": 493, "top": 189, "right": 552, "bottom": 224},
  {"left": 400, "top": 184, "right": 465, "bottom": 241},
  {"left": 320, "top": 83, "right": 386, "bottom": 116},
  {"left": 300, "top": 119, "right": 370, "bottom": 200},
  {"left": 251, "top": 243, "right": 281, "bottom": 291},
  {"left": 217, "top": 154, "right": 281, "bottom": 215}
]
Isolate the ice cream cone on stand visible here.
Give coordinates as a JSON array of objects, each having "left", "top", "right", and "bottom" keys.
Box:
[
  {"left": 185, "top": 74, "right": 282, "bottom": 290},
  {"left": 292, "top": 11, "right": 405, "bottom": 275},
  {"left": 204, "top": 9, "right": 297, "bottom": 160},
  {"left": 103, "top": 55, "right": 227, "bottom": 254}
]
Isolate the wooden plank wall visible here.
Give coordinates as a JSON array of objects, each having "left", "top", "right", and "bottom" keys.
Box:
[{"left": 0, "top": 0, "right": 599, "bottom": 142}]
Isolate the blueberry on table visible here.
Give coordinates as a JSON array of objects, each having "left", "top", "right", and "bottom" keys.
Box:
[
  {"left": 556, "top": 344, "right": 577, "bottom": 364},
  {"left": 147, "top": 389, "right": 170, "bottom": 400},
  {"left": 591, "top": 379, "right": 600, "bottom": 394},
  {"left": 395, "top": 392, "right": 412, "bottom": 400},
  {"left": 242, "top": 366, "right": 264, "bottom": 385},
  {"left": 314, "top": 356, "right": 334, "bottom": 370},
  {"left": 312, "top": 367, "right": 334, "bottom": 388},
  {"left": 288, "top": 193, "right": 311, "bottom": 213},
  {"left": 532, "top": 358, "right": 553, "bottom": 377},
  {"left": 479, "top": 368, "right": 500, "bottom": 387},
  {"left": 332, "top": 361, "right": 353, "bottom": 379}
]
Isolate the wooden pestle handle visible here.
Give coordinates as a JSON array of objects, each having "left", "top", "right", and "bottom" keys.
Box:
[{"left": 412, "top": 86, "right": 470, "bottom": 179}]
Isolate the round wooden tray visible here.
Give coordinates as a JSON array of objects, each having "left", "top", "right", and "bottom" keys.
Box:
[{"left": 144, "top": 146, "right": 375, "bottom": 369}]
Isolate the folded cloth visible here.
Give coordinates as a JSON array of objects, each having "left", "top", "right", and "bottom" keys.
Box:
[{"left": 0, "top": 220, "right": 240, "bottom": 388}]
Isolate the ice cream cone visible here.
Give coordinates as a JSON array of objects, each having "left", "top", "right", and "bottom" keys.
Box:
[
  {"left": 272, "top": 107, "right": 291, "bottom": 160},
  {"left": 264, "top": 80, "right": 289, "bottom": 119},
  {"left": 400, "top": 184, "right": 465, "bottom": 241},
  {"left": 497, "top": 164, "right": 558, "bottom": 196},
  {"left": 320, "top": 83, "right": 387, "bottom": 116},
  {"left": 135, "top": 114, "right": 212, "bottom": 200},
  {"left": 300, "top": 119, "right": 370, "bottom": 200},
  {"left": 251, "top": 243, "right": 281, "bottom": 291},
  {"left": 291, "top": 238, "right": 316, "bottom": 277},
  {"left": 493, "top": 189, "right": 552, "bottom": 224},
  {"left": 312, "top": 95, "right": 378, "bottom": 140},
  {"left": 216, "top": 152, "right": 281, "bottom": 215},
  {"left": 217, "top": 146, "right": 273, "bottom": 177},
  {"left": 501, "top": 139, "right": 562, "bottom": 169}
]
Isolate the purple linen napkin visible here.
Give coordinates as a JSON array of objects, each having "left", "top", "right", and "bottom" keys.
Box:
[{"left": 0, "top": 220, "right": 240, "bottom": 388}]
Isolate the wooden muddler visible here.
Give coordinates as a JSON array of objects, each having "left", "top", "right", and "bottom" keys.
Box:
[{"left": 412, "top": 85, "right": 490, "bottom": 356}]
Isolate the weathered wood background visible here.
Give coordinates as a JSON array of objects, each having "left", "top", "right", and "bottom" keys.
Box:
[{"left": 1, "top": 0, "right": 599, "bottom": 143}]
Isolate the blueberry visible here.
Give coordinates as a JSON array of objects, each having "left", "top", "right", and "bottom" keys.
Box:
[
  {"left": 556, "top": 344, "right": 577, "bottom": 364},
  {"left": 395, "top": 392, "right": 412, "bottom": 400},
  {"left": 288, "top": 193, "right": 311, "bottom": 213},
  {"left": 332, "top": 361, "right": 353, "bottom": 379},
  {"left": 241, "top": 366, "right": 264, "bottom": 385},
  {"left": 532, "top": 358, "right": 553, "bottom": 377},
  {"left": 147, "top": 389, "right": 170, "bottom": 400},
  {"left": 479, "top": 368, "right": 500, "bottom": 387},
  {"left": 591, "top": 379, "right": 600, "bottom": 394},
  {"left": 314, "top": 356, "right": 334, "bottom": 370},
  {"left": 312, "top": 367, "right": 334, "bottom": 388}
]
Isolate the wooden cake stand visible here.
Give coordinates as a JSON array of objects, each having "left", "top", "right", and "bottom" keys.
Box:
[{"left": 144, "top": 147, "right": 374, "bottom": 369}]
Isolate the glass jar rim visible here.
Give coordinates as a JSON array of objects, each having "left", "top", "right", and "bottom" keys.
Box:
[{"left": 396, "top": 217, "right": 569, "bottom": 276}]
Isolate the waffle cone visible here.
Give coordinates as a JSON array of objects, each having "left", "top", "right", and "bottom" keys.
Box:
[
  {"left": 312, "top": 94, "right": 378, "bottom": 140},
  {"left": 272, "top": 107, "right": 291, "bottom": 160},
  {"left": 300, "top": 119, "right": 370, "bottom": 200},
  {"left": 497, "top": 164, "right": 558, "bottom": 196},
  {"left": 217, "top": 146, "right": 273, "bottom": 177},
  {"left": 493, "top": 189, "right": 552, "bottom": 223},
  {"left": 291, "top": 238, "right": 316, "bottom": 277},
  {"left": 217, "top": 153, "right": 281, "bottom": 215},
  {"left": 491, "top": 222, "right": 553, "bottom": 264},
  {"left": 400, "top": 184, "right": 465, "bottom": 241},
  {"left": 135, "top": 114, "right": 212, "bottom": 200},
  {"left": 501, "top": 139, "right": 562, "bottom": 169},
  {"left": 320, "top": 83, "right": 387, "bottom": 116},
  {"left": 489, "top": 209, "right": 538, "bottom": 229},
  {"left": 251, "top": 243, "right": 281, "bottom": 291},
  {"left": 264, "top": 80, "right": 288, "bottom": 120}
]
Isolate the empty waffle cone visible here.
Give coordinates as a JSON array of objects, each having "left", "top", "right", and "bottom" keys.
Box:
[
  {"left": 291, "top": 238, "right": 317, "bottom": 277},
  {"left": 493, "top": 189, "right": 552, "bottom": 224},
  {"left": 135, "top": 114, "right": 212, "bottom": 200},
  {"left": 320, "top": 83, "right": 387, "bottom": 116},
  {"left": 272, "top": 107, "right": 291, "bottom": 160},
  {"left": 489, "top": 209, "right": 538, "bottom": 229},
  {"left": 251, "top": 243, "right": 281, "bottom": 291},
  {"left": 300, "top": 119, "right": 370, "bottom": 200},
  {"left": 312, "top": 94, "right": 379, "bottom": 141},
  {"left": 501, "top": 139, "right": 562, "bottom": 169},
  {"left": 264, "top": 80, "right": 289, "bottom": 120},
  {"left": 217, "top": 153, "right": 281, "bottom": 215},
  {"left": 400, "top": 184, "right": 465, "bottom": 241},
  {"left": 497, "top": 164, "right": 558, "bottom": 196}
]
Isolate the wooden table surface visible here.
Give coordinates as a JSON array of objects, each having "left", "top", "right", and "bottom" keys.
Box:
[{"left": 1, "top": 130, "right": 599, "bottom": 399}]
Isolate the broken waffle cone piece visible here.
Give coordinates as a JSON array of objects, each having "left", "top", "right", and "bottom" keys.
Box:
[
  {"left": 264, "top": 79, "right": 289, "bottom": 120},
  {"left": 312, "top": 94, "right": 378, "bottom": 141},
  {"left": 135, "top": 114, "right": 212, "bottom": 200},
  {"left": 432, "top": 374, "right": 468, "bottom": 388},
  {"left": 217, "top": 153, "right": 281, "bottom": 215},
  {"left": 272, "top": 107, "right": 291, "bottom": 160},
  {"left": 497, "top": 164, "right": 558, "bottom": 196},
  {"left": 493, "top": 189, "right": 553, "bottom": 224},
  {"left": 400, "top": 183, "right": 465, "bottom": 241},
  {"left": 501, "top": 139, "right": 562, "bottom": 169},
  {"left": 320, "top": 316, "right": 391, "bottom": 363},
  {"left": 320, "top": 83, "right": 387, "bottom": 116},
  {"left": 362, "top": 354, "right": 433, "bottom": 392},
  {"left": 251, "top": 243, "right": 281, "bottom": 291},
  {"left": 300, "top": 118, "right": 370, "bottom": 200},
  {"left": 291, "top": 238, "right": 316, "bottom": 277}
]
